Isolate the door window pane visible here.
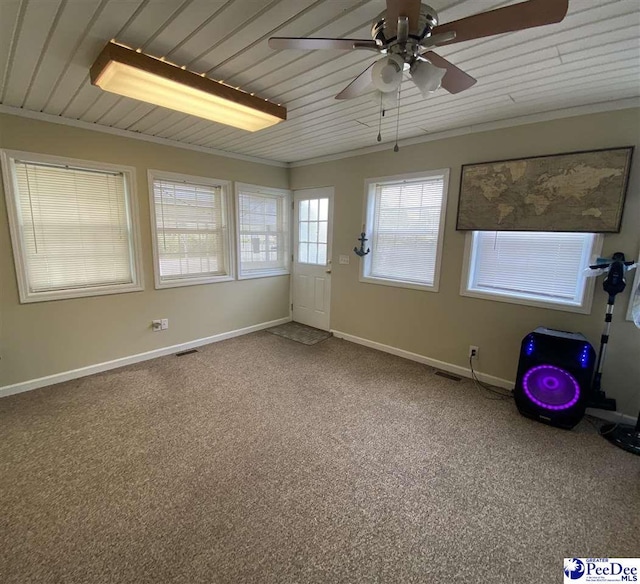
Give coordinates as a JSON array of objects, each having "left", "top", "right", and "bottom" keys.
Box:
[
  {"left": 299, "top": 242, "right": 308, "bottom": 263},
  {"left": 319, "top": 198, "right": 328, "bottom": 221},
  {"left": 318, "top": 244, "right": 327, "bottom": 265},
  {"left": 299, "top": 200, "right": 309, "bottom": 221},
  {"left": 299, "top": 221, "right": 308, "bottom": 242},
  {"left": 308, "top": 243, "right": 318, "bottom": 264},
  {"left": 309, "top": 199, "right": 319, "bottom": 221},
  {"left": 309, "top": 221, "right": 318, "bottom": 243},
  {"left": 319, "top": 221, "right": 327, "bottom": 243}
]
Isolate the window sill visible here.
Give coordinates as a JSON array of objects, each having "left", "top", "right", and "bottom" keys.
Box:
[
  {"left": 155, "top": 275, "right": 234, "bottom": 289},
  {"left": 460, "top": 288, "right": 591, "bottom": 314},
  {"left": 360, "top": 275, "right": 438, "bottom": 293},
  {"left": 238, "top": 270, "right": 290, "bottom": 280},
  {"left": 18, "top": 282, "right": 144, "bottom": 304}
]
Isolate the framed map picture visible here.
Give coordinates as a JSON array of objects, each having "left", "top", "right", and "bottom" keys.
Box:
[{"left": 456, "top": 147, "right": 634, "bottom": 232}]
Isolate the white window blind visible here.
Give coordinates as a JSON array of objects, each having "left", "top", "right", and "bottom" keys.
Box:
[
  {"left": 467, "top": 231, "right": 597, "bottom": 306},
  {"left": 152, "top": 177, "right": 230, "bottom": 284},
  {"left": 237, "top": 185, "right": 290, "bottom": 278},
  {"left": 12, "top": 159, "right": 137, "bottom": 297},
  {"left": 365, "top": 175, "right": 446, "bottom": 288}
]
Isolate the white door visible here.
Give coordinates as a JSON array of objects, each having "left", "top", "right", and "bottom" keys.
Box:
[{"left": 292, "top": 187, "right": 334, "bottom": 331}]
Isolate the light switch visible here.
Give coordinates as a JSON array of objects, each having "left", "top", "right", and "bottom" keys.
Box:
[{"left": 339, "top": 255, "right": 350, "bottom": 265}]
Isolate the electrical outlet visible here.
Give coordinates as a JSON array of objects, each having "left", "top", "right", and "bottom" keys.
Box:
[
  {"left": 469, "top": 345, "right": 479, "bottom": 359},
  {"left": 152, "top": 320, "right": 162, "bottom": 332},
  {"left": 161, "top": 318, "right": 169, "bottom": 330}
]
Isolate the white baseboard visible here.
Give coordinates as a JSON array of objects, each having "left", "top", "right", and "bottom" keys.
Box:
[
  {"left": 332, "top": 330, "right": 639, "bottom": 424},
  {"left": 331, "top": 329, "right": 514, "bottom": 390},
  {"left": 0, "top": 317, "right": 291, "bottom": 399},
  {"left": 585, "top": 408, "right": 637, "bottom": 426}
]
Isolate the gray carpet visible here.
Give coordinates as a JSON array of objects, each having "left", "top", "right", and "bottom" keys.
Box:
[
  {"left": 0, "top": 333, "right": 638, "bottom": 584},
  {"left": 267, "top": 321, "right": 332, "bottom": 345}
]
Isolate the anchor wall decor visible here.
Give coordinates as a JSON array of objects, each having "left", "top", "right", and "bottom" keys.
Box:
[{"left": 354, "top": 231, "right": 370, "bottom": 257}]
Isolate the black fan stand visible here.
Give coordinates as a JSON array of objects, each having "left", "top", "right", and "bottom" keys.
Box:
[
  {"left": 601, "top": 417, "right": 640, "bottom": 456},
  {"left": 588, "top": 252, "right": 640, "bottom": 456}
]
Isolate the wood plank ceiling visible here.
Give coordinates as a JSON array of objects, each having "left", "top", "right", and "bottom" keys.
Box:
[{"left": 1, "top": 0, "right": 639, "bottom": 163}]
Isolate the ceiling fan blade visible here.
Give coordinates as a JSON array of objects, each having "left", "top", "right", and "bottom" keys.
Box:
[
  {"left": 268, "top": 37, "right": 378, "bottom": 51},
  {"left": 335, "top": 63, "right": 376, "bottom": 100},
  {"left": 385, "top": 0, "right": 422, "bottom": 38},
  {"left": 432, "top": 0, "right": 569, "bottom": 46},
  {"left": 421, "top": 52, "right": 477, "bottom": 94},
  {"left": 418, "top": 31, "right": 456, "bottom": 51}
]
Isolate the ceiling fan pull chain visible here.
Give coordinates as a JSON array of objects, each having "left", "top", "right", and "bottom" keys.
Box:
[
  {"left": 393, "top": 85, "right": 401, "bottom": 152},
  {"left": 377, "top": 92, "right": 383, "bottom": 142}
]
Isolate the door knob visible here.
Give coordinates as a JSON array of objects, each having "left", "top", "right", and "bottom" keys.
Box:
[{"left": 325, "top": 269, "right": 332, "bottom": 274}]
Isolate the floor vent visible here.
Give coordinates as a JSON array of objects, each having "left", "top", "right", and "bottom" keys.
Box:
[
  {"left": 176, "top": 349, "right": 199, "bottom": 357},
  {"left": 435, "top": 371, "right": 461, "bottom": 382}
]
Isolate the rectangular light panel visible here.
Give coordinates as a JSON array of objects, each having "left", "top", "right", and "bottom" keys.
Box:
[{"left": 91, "top": 43, "right": 286, "bottom": 132}]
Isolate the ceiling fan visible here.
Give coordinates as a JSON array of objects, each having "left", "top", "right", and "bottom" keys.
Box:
[{"left": 268, "top": 0, "right": 569, "bottom": 104}]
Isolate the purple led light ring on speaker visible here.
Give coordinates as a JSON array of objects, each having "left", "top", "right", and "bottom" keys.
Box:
[{"left": 522, "top": 364, "right": 580, "bottom": 411}]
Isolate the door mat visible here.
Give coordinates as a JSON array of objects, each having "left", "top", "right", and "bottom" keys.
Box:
[{"left": 266, "top": 322, "right": 332, "bottom": 345}]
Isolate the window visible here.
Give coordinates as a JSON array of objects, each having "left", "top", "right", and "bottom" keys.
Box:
[
  {"left": 361, "top": 170, "right": 449, "bottom": 291},
  {"left": 235, "top": 183, "right": 290, "bottom": 278},
  {"left": 462, "top": 231, "right": 602, "bottom": 313},
  {"left": 148, "top": 170, "right": 233, "bottom": 288},
  {"left": 1, "top": 150, "right": 142, "bottom": 303},
  {"left": 297, "top": 196, "right": 329, "bottom": 266}
]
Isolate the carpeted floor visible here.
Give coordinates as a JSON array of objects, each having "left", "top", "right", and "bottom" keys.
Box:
[{"left": 1, "top": 333, "right": 638, "bottom": 584}]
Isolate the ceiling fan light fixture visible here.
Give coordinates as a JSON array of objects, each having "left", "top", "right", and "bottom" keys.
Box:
[
  {"left": 90, "top": 42, "right": 286, "bottom": 132},
  {"left": 372, "top": 54, "right": 404, "bottom": 93},
  {"left": 410, "top": 59, "right": 446, "bottom": 97}
]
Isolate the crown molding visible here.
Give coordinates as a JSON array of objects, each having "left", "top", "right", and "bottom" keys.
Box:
[
  {"left": 3, "top": 98, "right": 638, "bottom": 170},
  {"left": 289, "top": 98, "right": 640, "bottom": 168},
  {"left": 0, "top": 105, "right": 287, "bottom": 168}
]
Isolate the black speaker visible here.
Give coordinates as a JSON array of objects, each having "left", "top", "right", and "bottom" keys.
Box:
[{"left": 514, "top": 327, "right": 596, "bottom": 429}]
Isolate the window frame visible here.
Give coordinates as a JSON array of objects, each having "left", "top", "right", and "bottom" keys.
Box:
[
  {"left": 234, "top": 182, "right": 292, "bottom": 280},
  {"left": 460, "top": 230, "right": 604, "bottom": 314},
  {"left": 1, "top": 149, "right": 143, "bottom": 304},
  {"left": 360, "top": 169, "right": 450, "bottom": 292},
  {"left": 626, "top": 250, "right": 640, "bottom": 322},
  {"left": 148, "top": 169, "right": 235, "bottom": 290}
]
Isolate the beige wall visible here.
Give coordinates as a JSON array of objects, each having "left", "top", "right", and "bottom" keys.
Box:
[
  {"left": 290, "top": 109, "right": 640, "bottom": 416},
  {"left": 2, "top": 110, "right": 639, "bottom": 416},
  {"left": 0, "top": 114, "right": 290, "bottom": 387}
]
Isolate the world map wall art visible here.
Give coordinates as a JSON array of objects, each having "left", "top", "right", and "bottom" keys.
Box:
[{"left": 456, "top": 147, "right": 634, "bottom": 232}]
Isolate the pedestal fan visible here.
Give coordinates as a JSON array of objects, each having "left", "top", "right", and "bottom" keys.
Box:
[{"left": 588, "top": 252, "right": 639, "bottom": 455}]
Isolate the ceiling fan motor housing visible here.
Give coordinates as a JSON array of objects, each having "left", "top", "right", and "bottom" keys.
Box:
[{"left": 371, "top": 3, "right": 439, "bottom": 46}]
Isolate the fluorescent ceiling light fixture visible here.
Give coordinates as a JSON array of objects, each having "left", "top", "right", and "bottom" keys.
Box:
[{"left": 90, "top": 42, "right": 286, "bottom": 132}]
